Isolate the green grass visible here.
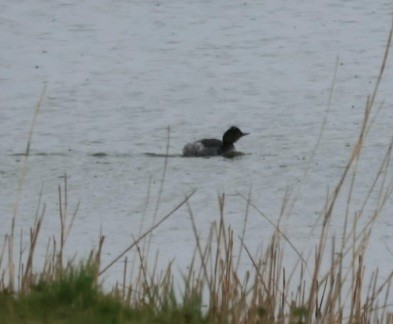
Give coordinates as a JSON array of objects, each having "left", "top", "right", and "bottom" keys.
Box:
[{"left": 0, "top": 262, "right": 206, "bottom": 324}]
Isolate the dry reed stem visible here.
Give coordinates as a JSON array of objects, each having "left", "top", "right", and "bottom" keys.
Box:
[
  {"left": 56, "top": 174, "right": 80, "bottom": 275},
  {"left": 144, "top": 126, "right": 171, "bottom": 258},
  {"left": 236, "top": 187, "right": 252, "bottom": 273},
  {"left": 301, "top": 22, "right": 393, "bottom": 321},
  {"left": 237, "top": 192, "right": 307, "bottom": 269},
  {"left": 99, "top": 190, "right": 196, "bottom": 276},
  {"left": 22, "top": 200, "right": 45, "bottom": 291},
  {"left": 283, "top": 56, "right": 340, "bottom": 222},
  {"left": 8, "top": 84, "right": 46, "bottom": 292},
  {"left": 186, "top": 199, "right": 213, "bottom": 294}
]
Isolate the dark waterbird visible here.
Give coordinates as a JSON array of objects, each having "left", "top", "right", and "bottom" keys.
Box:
[{"left": 182, "top": 126, "right": 249, "bottom": 157}]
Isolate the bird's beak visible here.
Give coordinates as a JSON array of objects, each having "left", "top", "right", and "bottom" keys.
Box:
[{"left": 241, "top": 132, "right": 250, "bottom": 136}]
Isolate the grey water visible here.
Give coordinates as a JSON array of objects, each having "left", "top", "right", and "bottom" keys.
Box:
[{"left": 1, "top": 0, "right": 393, "bottom": 293}]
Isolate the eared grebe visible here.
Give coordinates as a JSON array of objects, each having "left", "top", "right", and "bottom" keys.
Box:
[{"left": 182, "top": 126, "right": 249, "bottom": 157}]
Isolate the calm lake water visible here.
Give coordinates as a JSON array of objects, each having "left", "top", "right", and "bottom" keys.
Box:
[{"left": 1, "top": 0, "right": 393, "bottom": 299}]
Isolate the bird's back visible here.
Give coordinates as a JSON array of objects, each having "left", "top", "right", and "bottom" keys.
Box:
[{"left": 183, "top": 138, "right": 222, "bottom": 156}]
